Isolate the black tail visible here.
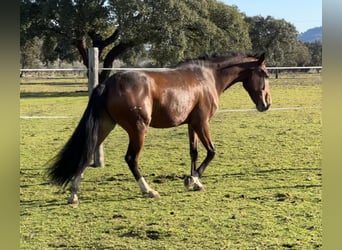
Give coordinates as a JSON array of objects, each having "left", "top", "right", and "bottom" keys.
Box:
[{"left": 47, "top": 84, "right": 107, "bottom": 186}]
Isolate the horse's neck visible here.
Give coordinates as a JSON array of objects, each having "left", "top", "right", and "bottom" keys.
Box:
[{"left": 215, "top": 66, "right": 246, "bottom": 94}]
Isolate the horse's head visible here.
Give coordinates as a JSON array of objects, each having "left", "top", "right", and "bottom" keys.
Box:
[{"left": 242, "top": 53, "right": 272, "bottom": 112}]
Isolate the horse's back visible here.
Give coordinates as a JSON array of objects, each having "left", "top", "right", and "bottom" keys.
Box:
[{"left": 104, "top": 68, "right": 217, "bottom": 129}]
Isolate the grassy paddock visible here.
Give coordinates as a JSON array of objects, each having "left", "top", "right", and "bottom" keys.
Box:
[{"left": 20, "top": 74, "right": 322, "bottom": 249}]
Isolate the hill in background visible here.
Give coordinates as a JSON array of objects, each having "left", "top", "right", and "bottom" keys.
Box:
[{"left": 299, "top": 26, "right": 322, "bottom": 43}]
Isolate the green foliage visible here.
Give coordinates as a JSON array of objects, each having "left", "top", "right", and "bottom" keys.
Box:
[
  {"left": 20, "top": 0, "right": 251, "bottom": 67},
  {"left": 305, "top": 41, "right": 322, "bottom": 66},
  {"left": 246, "top": 15, "right": 310, "bottom": 66},
  {"left": 20, "top": 74, "right": 322, "bottom": 249},
  {"left": 20, "top": 0, "right": 112, "bottom": 66},
  {"left": 20, "top": 0, "right": 321, "bottom": 67},
  {"left": 20, "top": 37, "right": 43, "bottom": 69},
  {"left": 291, "top": 42, "right": 311, "bottom": 66},
  {"left": 207, "top": 2, "right": 251, "bottom": 51},
  {"left": 41, "top": 36, "right": 59, "bottom": 66},
  {"left": 108, "top": 0, "right": 251, "bottom": 65}
]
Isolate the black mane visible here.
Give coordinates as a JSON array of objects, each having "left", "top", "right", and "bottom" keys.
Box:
[{"left": 177, "top": 51, "right": 260, "bottom": 68}]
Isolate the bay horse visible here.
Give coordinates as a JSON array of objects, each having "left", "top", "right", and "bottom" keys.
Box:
[{"left": 47, "top": 52, "right": 271, "bottom": 204}]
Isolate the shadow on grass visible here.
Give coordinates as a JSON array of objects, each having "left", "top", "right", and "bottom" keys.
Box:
[
  {"left": 257, "top": 184, "right": 322, "bottom": 191},
  {"left": 219, "top": 167, "right": 321, "bottom": 178},
  {"left": 20, "top": 192, "right": 140, "bottom": 210},
  {"left": 255, "top": 167, "right": 321, "bottom": 174},
  {"left": 20, "top": 91, "right": 88, "bottom": 99}
]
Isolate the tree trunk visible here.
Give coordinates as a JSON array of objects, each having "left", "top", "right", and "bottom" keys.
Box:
[{"left": 74, "top": 39, "right": 88, "bottom": 68}]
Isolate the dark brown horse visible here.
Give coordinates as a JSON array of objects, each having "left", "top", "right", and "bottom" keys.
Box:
[{"left": 47, "top": 52, "right": 271, "bottom": 204}]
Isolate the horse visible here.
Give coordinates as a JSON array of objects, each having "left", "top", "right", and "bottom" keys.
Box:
[{"left": 47, "top": 52, "right": 272, "bottom": 204}]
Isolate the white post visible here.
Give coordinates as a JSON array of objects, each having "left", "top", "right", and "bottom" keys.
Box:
[
  {"left": 88, "top": 47, "right": 99, "bottom": 95},
  {"left": 88, "top": 47, "right": 104, "bottom": 167}
]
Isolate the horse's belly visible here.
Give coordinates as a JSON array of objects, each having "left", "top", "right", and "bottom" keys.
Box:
[{"left": 149, "top": 104, "right": 191, "bottom": 128}]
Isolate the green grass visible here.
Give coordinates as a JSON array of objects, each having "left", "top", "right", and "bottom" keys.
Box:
[{"left": 20, "top": 74, "right": 322, "bottom": 249}]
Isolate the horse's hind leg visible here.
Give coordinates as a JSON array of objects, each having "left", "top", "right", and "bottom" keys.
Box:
[
  {"left": 68, "top": 174, "right": 82, "bottom": 204},
  {"left": 92, "top": 112, "right": 116, "bottom": 167},
  {"left": 93, "top": 144, "right": 105, "bottom": 167},
  {"left": 68, "top": 112, "right": 116, "bottom": 205}
]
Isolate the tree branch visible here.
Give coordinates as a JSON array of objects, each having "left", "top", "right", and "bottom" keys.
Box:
[
  {"left": 99, "top": 41, "right": 135, "bottom": 83},
  {"left": 88, "top": 28, "right": 120, "bottom": 56},
  {"left": 103, "top": 28, "right": 120, "bottom": 47}
]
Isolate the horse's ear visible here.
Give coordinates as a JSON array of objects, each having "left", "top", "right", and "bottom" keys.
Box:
[{"left": 257, "top": 53, "right": 265, "bottom": 64}]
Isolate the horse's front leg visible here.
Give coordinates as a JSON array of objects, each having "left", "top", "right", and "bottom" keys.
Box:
[
  {"left": 184, "top": 122, "right": 215, "bottom": 191},
  {"left": 125, "top": 132, "right": 160, "bottom": 198},
  {"left": 188, "top": 125, "right": 198, "bottom": 176},
  {"left": 184, "top": 125, "right": 204, "bottom": 191}
]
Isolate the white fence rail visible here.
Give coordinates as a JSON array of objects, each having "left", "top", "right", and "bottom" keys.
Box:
[
  {"left": 19, "top": 66, "right": 322, "bottom": 80},
  {"left": 20, "top": 66, "right": 322, "bottom": 82},
  {"left": 20, "top": 66, "right": 322, "bottom": 72},
  {"left": 268, "top": 66, "right": 322, "bottom": 70}
]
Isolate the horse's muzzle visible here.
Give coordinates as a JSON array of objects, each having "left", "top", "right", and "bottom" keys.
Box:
[
  {"left": 256, "top": 91, "right": 271, "bottom": 112},
  {"left": 256, "top": 103, "right": 271, "bottom": 112}
]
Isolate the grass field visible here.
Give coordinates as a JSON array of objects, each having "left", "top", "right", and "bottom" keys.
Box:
[{"left": 20, "top": 73, "right": 322, "bottom": 249}]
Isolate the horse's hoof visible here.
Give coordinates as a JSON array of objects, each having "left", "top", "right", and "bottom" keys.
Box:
[
  {"left": 194, "top": 184, "right": 205, "bottom": 192},
  {"left": 184, "top": 176, "right": 205, "bottom": 191},
  {"left": 67, "top": 194, "right": 79, "bottom": 206},
  {"left": 184, "top": 175, "right": 195, "bottom": 190},
  {"left": 143, "top": 189, "right": 160, "bottom": 198},
  {"left": 89, "top": 163, "right": 104, "bottom": 168}
]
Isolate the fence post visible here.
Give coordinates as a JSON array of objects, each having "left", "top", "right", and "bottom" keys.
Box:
[{"left": 88, "top": 47, "right": 105, "bottom": 167}]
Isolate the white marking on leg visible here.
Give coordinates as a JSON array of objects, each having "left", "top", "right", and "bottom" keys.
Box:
[
  {"left": 192, "top": 176, "right": 204, "bottom": 190},
  {"left": 137, "top": 177, "right": 160, "bottom": 198},
  {"left": 67, "top": 193, "right": 79, "bottom": 204},
  {"left": 94, "top": 144, "right": 105, "bottom": 167},
  {"left": 138, "top": 177, "right": 151, "bottom": 193},
  {"left": 68, "top": 174, "right": 82, "bottom": 204}
]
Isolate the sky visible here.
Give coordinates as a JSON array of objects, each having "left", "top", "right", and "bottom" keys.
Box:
[{"left": 222, "top": 0, "right": 322, "bottom": 33}]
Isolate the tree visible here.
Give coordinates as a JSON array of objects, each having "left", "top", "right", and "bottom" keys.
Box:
[
  {"left": 20, "top": 0, "right": 43, "bottom": 69},
  {"left": 207, "top": 1, "right": 251, "bottom": 52},
  {"left": 245, "top": 15, "right": 306, "bottom": 66},
  {"left": 108, "top": 0, "right": 251, "bottom": 66},
  {"left": 20, "top": 0, "right": 252, "bottom": 82},
  {"left": 41, "top": 36, "right": 59, "bottom": 67},
  {"left": 304, "top": 41, "right": 322, "bottom": 66},
  {"left": 20, "top": 37, "right": 43, "bottom": 69},
  {"left": 291, "top": 41, "right": 311, "bottom": 66},
  {"left": 20, "top": 0, "right": 120, "bottom": 82}
]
